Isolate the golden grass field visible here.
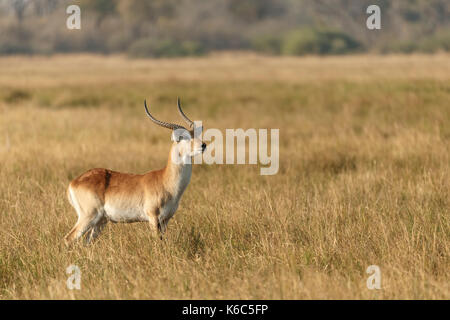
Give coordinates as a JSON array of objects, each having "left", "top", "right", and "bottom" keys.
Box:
[{"left": 0, "top": 53, "right": 448, "bottom": 299}]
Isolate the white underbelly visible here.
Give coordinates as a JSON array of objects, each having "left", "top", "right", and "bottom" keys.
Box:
[{"left": 104, "top": 203, "right": 149, "bottom": 223}]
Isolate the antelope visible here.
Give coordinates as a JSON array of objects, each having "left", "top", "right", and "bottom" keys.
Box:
[{"left": 64, "top": 98, "right": 206, "bottom": 245}]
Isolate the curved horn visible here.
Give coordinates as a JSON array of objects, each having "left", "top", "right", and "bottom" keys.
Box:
[
  {"left": 144, "top": 100, "right": 186, "bottom": 131},
  {"left": 177, "top": 97, "right": 194, "bottom": 128}
]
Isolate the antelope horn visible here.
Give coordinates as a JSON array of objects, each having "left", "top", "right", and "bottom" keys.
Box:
[
  {"left": 177, "top": 97, "right": 194, "bottom": 128},
  {"left": 144, "top": 100, "right": 186, "bottom": 131}
]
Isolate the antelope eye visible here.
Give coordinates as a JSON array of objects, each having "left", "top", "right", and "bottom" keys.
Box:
[{"left": 178, "top": 133, "right": 191, "bottom": 142}]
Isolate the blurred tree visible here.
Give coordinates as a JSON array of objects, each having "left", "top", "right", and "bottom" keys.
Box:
[
  {"left": 11, "top": 0, "right": 30, "bottom": 23},
  {"left": 80, "top": 0, "right": 118, "bottom": 26},
  {"left": 228, "top": 0, "right": 285, "bottom": 22},
  {"left": 117, "top": 0, "right": 175, "bottom": 23},
  {"left": 0, "top": 0, "right": 448, "bottom": 55},
  {"left": 117, "top": 0, "right": 176, "bottom": 37},
  {"left": 32, "top": 0, "right": 58, "bottom": 16}
]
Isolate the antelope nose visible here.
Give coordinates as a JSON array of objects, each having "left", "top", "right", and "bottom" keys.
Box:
[{"left": 202, "top": 143, "right": 206, "bottom": 151}]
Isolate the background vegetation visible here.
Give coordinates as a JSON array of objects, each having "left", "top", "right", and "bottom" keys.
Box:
[
  {"left": 0, "top": 0, "right": 449, "bottom": 57},
  {"left": 0, "top": 54, "right": 448, "bottom": 299}
]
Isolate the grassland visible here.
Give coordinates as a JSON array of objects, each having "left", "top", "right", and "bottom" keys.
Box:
[{"left": 0, "top": 53, "right": 448, "bottom": 299}]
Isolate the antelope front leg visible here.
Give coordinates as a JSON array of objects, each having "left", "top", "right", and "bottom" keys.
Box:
[
  {"left": 148, "top": 214, "right": 162, "bottom": 240},
  {"left": 159, "top": 217, "right": 169, "bottom": 239}
]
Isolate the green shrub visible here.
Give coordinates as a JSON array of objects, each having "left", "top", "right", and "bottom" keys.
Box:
[
  {"left": 181, "top": 41, "right": 205, "bottom": 56},
  {"left": 282, "top": 29, "right": 324, "bottom": 55},
  {"left": 251, "top": 28, "right": 362, "bottom": 56},
  {"left": 0, "top": 25, "right": 34, "bottom": 55},
  {"left": 3, "top": 89, "right": 31, "bottom": 104},
  {"left": 381, "top": 31, "right": 450, "bottom": 54},
  {"left": 282, "top": 28, "right": 362, "bottom": 56},
  {"left": 251, "top": 35, "right": 282, "bottom": 55},
  {"left": 128, "top": 38, "right": 205, "bottom": 58},
  {"left": 381, "top": 41, "right": 418, "bottom": 54},
  {"left": 0, "top": 40, "right": 34, "bottom": 55},
  {"left": 418, "top": 31, "right": 450, "bottom": 53}
]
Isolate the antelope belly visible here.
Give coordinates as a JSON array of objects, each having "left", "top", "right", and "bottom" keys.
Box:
[{"left": 104, "top": 203, "right": 149, "bottom": 223}]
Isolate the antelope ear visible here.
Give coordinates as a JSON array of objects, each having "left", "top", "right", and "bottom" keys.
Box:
[{"left": 172, "top": 128, "right": 191, "bottom": 142}]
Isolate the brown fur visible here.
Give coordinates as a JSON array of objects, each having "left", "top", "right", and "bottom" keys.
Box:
[{"left": 64, "top": 134, "right": 204, "bottom": 245}]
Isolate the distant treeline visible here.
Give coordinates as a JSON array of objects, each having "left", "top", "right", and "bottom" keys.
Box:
[{"left": 0, "top": 0, "right": 449, "bottom": 57}]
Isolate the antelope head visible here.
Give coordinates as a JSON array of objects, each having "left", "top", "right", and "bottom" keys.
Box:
[{"left": 144, "top": 98, "right": 206, "bottom": 164}]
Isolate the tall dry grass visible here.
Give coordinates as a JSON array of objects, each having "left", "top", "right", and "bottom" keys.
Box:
[{"left": 0, "top": 54, "right": 448, "bottom": 299}]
